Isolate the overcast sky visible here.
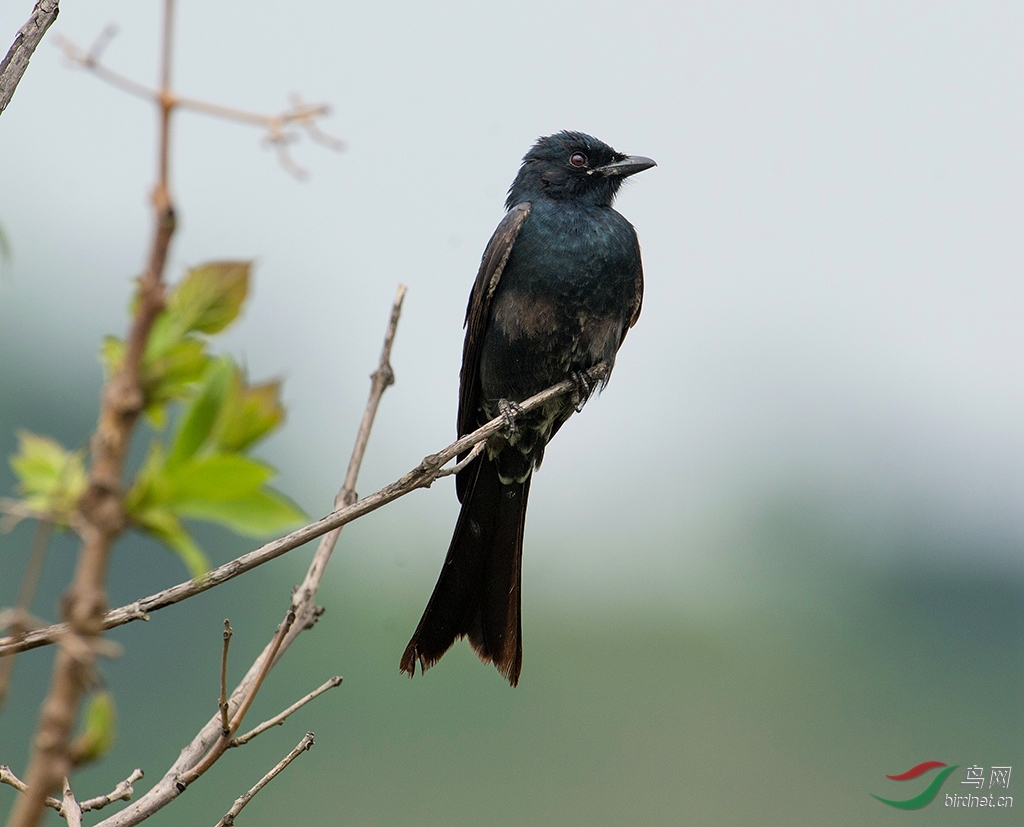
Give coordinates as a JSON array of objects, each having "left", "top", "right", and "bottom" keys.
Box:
[{"left": 1, "top": 0, "right": 1021, "bottom": 607}]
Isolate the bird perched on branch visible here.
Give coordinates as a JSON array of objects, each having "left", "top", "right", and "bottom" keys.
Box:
[{"left": 400, "top": 131, "right": 655, "bottom": 686}]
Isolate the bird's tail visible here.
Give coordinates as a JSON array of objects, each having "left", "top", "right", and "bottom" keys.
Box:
[{"left": 400, "top": 456, "right": 529, "bottom": 686}]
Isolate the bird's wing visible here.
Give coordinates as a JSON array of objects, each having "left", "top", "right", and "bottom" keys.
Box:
[
  {"left": 457, "top": 202, "right": 531, "bottom": 440},
  {"left": 628, "top": 249, "right": 644, "bottom": 329}
]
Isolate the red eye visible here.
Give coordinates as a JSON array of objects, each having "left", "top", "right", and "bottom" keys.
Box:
[{"left": 569, "top": 152, "right": 587, "bottom": 168}]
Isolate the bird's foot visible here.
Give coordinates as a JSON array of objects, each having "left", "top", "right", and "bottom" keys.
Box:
[
  {"left": 570, "top": 371, "right": 594, "bottom": 413},
  {"left": 497, "top": 398, "right": 524, "bottom": 435}
]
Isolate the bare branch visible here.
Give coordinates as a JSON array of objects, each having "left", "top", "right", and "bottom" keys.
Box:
[
  {"left": 173, "top": 612, "right": 296, "bottom": 792},
  {"left": 436, "top": 439, "right": 485, "bottom": 479},
  {"left": 0, "top": 362, "right": 607, "bottom": 660},
  {"left": 54, "top": 30, "right": 343, "bottom": 179},
  {"left": 52, "top": 32, "right": 153, "bottom": 101},
  {"left": 213, "top": 733, "right": 314, "bottom": 827},
  {"left": 219, "top": 621, "right": 233, "bottom": 736},
  {"left": 77, "top": 769, "right": 144, "bottom": 813},
  {"left": 0, "top": 767, "right": 140, "bottom": 816},
  {"left": 231, "top": 677, "right": 342, "bottom": 747},
  {"left": 0, "top": 0, "right": 60, "bottom": 117}
]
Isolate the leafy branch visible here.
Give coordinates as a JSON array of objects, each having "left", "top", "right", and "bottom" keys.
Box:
[
  {"left": 7, "top": 262, "right": 303, "bottom": 581},
  {"left": 1, "top": 1, "right": 335, "bottom": 824}
]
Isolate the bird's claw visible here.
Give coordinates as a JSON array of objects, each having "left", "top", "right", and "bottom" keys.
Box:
[
  {"left": 497, "top": 398, "right": 524, "bottom": 435},
  {"left": 570, "top": 371, "right": 593, "bottom": 413}
]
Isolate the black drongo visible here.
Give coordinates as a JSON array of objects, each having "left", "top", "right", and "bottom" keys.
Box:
[{"left": 400, "top": 131, "right": 655, "bottom": 685}]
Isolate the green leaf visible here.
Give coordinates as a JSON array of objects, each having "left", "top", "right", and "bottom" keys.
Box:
[
  {"left": 167, "top": 357, "right": 233, "bottom": 467},
  {"left": 9, "top": 431, "right": 87, "bottom": 522},
  {"left": 126, "top": 443, "right": 302, "bottom": 573},
  {"left": 169, "top": 261, "right": 250, "bottom": 335},
  {"left": 177, "top": 487, "right": 305, "bottom": 536},
  {"left": 72, "top": 692, "right": 117, "bottom": 764},
  {"left": 100, "top": 335, "right": 126, "bottom": 379},
  {"left": 145, "top": 336, "right": 210, "bottom": 403},
  {"left": 216, "top": 377, "right": 286, "bottom": 453},
  {"left": 143, "top": 338, "right": 212, "bottom": 428},
  {"left": 132, "top": 504, "right": 210, "bottom": 579},
  {"left": 166, "top": 453, "right": 273, "bottom": 502}
]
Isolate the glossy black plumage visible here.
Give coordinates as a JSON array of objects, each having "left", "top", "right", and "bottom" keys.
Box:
[{"left": 400, "top": 131, "right": 654, "bottom": 685}]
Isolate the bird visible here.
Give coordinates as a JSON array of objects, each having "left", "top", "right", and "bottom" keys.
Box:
[{"left": 400, "top": 131, "right": 655, "bottom": 686}]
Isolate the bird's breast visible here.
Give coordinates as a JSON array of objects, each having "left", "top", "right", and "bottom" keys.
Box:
[
  {"left": 478, "top": 203, "right": 640, "bottom": 403},
  {"left": 500, "top": 203, "right": 639, "bottom": 311}
]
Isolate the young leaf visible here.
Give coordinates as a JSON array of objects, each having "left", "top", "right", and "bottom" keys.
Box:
[
  {"left": 166, "top": 357, "right": 233, "bottom": 468},
  {"left": 165, "top": 453, "right": 274, "bottom": 502},
  {"left": 144, "top": 310, "right": 183, "bottom": 361},
  {"left": 170, "top": 261, "right": 251, "bottom": 335},
  {"left": 176, "top": 488, "right": 305, "bottom": 536},
  {"left": 216, "top": 376, "right": 286, "bottom": 453},
  {"left": 144, "top": 338, "right": 211, "bottom": 425},
  {"left": 71, "top": 691, "right": 117, "bottom": 764},
  {"left": 9, "top": 430, "right": 87, "bottom": 522}
]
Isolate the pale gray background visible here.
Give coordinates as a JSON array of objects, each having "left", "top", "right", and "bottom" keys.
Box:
[{"left": 1, "top": 2, "right": 1021, "bottom": 825}]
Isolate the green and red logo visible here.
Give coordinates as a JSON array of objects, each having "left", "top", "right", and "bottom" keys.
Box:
[{"left": 872, "top": 761, "right": 959, "bottom": 809}]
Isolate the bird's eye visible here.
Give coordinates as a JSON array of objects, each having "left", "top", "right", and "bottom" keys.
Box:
[{"left": 569, "top": 152, "right": 588, "bottom": 168}]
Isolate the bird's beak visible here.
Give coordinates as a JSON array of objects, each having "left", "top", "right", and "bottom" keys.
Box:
[{"left": 592, "top": 155, "right": 657, "bottom": 178}]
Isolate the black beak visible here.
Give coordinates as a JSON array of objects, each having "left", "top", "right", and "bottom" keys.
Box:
[{"left": 592, "top": 155, "right": 657, "bottom": 178}]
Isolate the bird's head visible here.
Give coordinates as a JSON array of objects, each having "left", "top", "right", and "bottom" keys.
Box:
[{"left": 506, "top": 131, "right": 655, "bottom": 210}]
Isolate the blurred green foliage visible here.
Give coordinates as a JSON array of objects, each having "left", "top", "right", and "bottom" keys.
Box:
[
  {"left": 70, "top": 691, "right": 117, "bottom": 765},
  {"left": 7, "top": 261, "right": 304, "bottom": 579}
]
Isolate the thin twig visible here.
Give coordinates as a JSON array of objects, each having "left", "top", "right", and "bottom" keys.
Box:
[
  {"left": 227, "top": 613, "right": 293, "bottom": 735},
  {"left": 0, "top": 767, "right": 141, "bottom": 815},
  {"left": 54, "top": 31, "right": 343, "bottom": 179},
  {"left": 0, "top": 362, "right": 608, "bottom": 660},
  {"left": 156, "top": 0, "right": 175, "bottom": 190},
  {"left": 0, "top": 519, "right": 52, "bottom": 710},
  {"left": 436, "top": 439, "right": 485, "bottom": 479},
  {"left": 219, "top": 621, "right": 233, "bottom": 736},
  {"left": 0, "top": 0, "right": 60, "bottom": 117},
  {"left": 175, "top": 611, "right": 295, "bottom": 791},
  {"left": 231, "top": 676, "right": 342, "bottom": 747},
  {"left": 213, "top": 733, "right": 314, "bottom": 827},
  {"left": 77, "top": 769, "right": 144, "bottom": 813},
  {"left": 290, "top": 283, "right": 407, "bottom": 612}
]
